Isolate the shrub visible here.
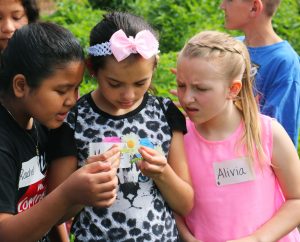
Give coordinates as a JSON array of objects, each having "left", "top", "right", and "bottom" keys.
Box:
[
  {"left": 273, "top": 0, "right": 300, "bottom": 54},
  {"left": 153, "top": 51, "right": 178, "bottom": 98},
  {"left": 87, "top": 0, "right": 133, "bottom": 11},
  {"left": 44, "top": 0, "right": 300, "bottom": 153},
  {"left": 43, "top": 0, "right": 104, "bottom": 48},
  {"left": 88, "top": 0, "right": 300, "bottom": 54},
  {"left": 42, "top": 0, "right": 105, "bottom": 87}
]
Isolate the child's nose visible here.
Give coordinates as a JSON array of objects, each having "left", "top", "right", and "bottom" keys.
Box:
[
  {"left": 65, "top": 91, "right": 77, "bottom": 107},
  {"left": 123, "top": 88, "right": 135, "bottom": 100},
  {"left": 183, "top": 91, "right": 195, "bottom": 104},
  {"left": 1, "top": 19, "right": 16, "bottom": 34}
]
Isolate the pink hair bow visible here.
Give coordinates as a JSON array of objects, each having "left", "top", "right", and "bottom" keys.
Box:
[{"left": 110, "top": 29, "right": 159, "bottom": 62}]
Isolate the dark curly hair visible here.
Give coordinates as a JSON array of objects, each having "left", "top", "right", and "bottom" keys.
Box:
[{"left": 22, "top": 0, "right": 40, "bottom": 23}]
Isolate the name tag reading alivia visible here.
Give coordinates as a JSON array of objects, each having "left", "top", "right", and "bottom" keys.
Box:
[{"left": 213, "top": 157, "right": 255, "bottom": 186}]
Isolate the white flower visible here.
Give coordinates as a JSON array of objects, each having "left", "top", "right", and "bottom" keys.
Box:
[{"left": 121, "top": 132, "right": 140, "bottom": 155}]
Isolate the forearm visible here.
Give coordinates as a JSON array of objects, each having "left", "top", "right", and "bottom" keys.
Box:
[
  {"left": 154, "top": 164, "right": 194, "bottom": 216},
  {"left": 47, "top": 156, "right": 79, "bottom": 225},
  {"left": 251, "top": 199, "right": 300, "bottom": 242},
  {"left": 57, "top": 204, "right": 83, "bottom": 224},
  {"left": 48, "top": 224, "right": 70, "bottom": 242},
  {"left": 174, "top": 213, "right": 198, "bottom": 242},
  {"left": 0, "top": 185, "right": 71, "bottom": 242}
]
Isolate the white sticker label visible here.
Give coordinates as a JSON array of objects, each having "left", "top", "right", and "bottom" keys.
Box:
[
  {"left": 89, "top": 142, "right": 131, "bottom": 168},
  {"left": 19, "top": 156, "right": 45, "bottom": 188},
  {"left": 213, "top": 157, "right": 255, "bottom": 186}
]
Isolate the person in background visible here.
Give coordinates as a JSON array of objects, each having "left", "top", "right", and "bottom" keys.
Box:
[
  {"left": 220, "top": 0, "right": 300, "bottom": 148},
  {"left": 0, "top": 0, "right": 39, "bottom": 52},
  {"left": 175, "top": 30, "right": 300, "bottom": 241},
  {"left": 47, "top": 11, "right": 194, "bottom": 241},
  {"left": 0, "top": 22, "right": 120, "bottom": 242}
]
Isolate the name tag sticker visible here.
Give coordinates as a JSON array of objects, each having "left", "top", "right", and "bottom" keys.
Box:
[
  {"left": 213, "top": 157, "right": 255, "bottom": 186},
  {"left": 19, "top": 156, "right": 45, "bottom": 188}
]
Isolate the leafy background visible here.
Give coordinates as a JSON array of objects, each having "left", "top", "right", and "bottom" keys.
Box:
[{"left": 41, "top": 0, "right": 300, "bottom": 153}]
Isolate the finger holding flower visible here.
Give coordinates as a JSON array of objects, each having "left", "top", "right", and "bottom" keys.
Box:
[
  {"left": 136, "top": 145, "right": 169, "bottom": 180},
  {"left": 86, "top": 144, "right": 121, "bottom": 169}
]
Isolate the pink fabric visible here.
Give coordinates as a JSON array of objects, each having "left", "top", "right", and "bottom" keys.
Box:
[
  {"left": 103, "top": 136, "right": 121, "bottom": 142},
  {"left": 184, "top": 115, "right": 300, "bottom": 241},
  {"left": 110, "top": 29, "right": 159, "bottom": 62}
]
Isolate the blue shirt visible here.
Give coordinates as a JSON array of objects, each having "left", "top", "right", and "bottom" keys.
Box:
[{"left": 238, "top": 37, "right": 300, "bottom": 148}]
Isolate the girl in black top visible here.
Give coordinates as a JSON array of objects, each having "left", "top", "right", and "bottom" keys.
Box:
[{"left": 0, "top": 22, "right": 119, "bottom": 242}]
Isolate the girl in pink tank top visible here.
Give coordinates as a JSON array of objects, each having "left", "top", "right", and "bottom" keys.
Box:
[{"left": 175, "top": 30, "right": 300, "bottom": 242}]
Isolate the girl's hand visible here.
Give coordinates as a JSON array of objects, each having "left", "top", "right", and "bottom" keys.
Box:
[
  {"left": 86, "top": 144, "right": 121, "bottom": 169},
  {"left": 136, "top": 146, "right": 168, "bottom": 180},
  {"left": 62, "top": 160, "right": 119, "bottom": 208}
]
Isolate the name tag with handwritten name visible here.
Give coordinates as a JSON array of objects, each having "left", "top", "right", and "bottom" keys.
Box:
[
  {"left": 213, "top": 157, "right": 255, "bottom": 186},
  {"left": 19, "top": 156, "right": 45, "bottom": 188}
]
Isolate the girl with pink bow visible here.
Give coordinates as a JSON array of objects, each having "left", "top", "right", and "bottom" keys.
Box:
[{"left": 48, "top": 11, "right": 194, "bottom": 241}]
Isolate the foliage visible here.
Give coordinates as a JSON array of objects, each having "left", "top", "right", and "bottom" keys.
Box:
[
  {"left": 43, "top": 0, "right": 104, "bottom": 49},
  {"left": 43, "top": 0, "right": 300, "bottom": 96},
  {"left": 79, "top": 74, "right": 98, "bottom": 96},
  {"left": 153, "top": 52, "right": 178, "bottom": 98},
  {"left": 87, "top": 0, "right": 227, "bottom": 53},
  {"left": 128, "top": 0, "right": 225, "bottom": 53},
  {"left": 44, "top": 0, "right": 300, "bottom": 154},
  {"left": 44, "top": 0, "right": 300, "bottom": 54},
  {"left": 87, "top": 0, "right": 133, "bottom": 11},
  {"left": 42, "top": 0, "right": 105, "bottom": 85},
  {"left": 273, "top": 0, "right": 300, "bottom": 54},
  {"left": 87, "top": 0, "right": 300, "bottom": 54}
]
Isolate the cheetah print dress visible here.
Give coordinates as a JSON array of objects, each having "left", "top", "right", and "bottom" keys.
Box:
[{"left": 61, "top": 92, "right": 186, "bottom": 242}]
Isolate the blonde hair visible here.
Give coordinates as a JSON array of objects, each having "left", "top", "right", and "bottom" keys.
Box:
[{"left": 179, "top": 30, "right": 265, "bottom": 163}]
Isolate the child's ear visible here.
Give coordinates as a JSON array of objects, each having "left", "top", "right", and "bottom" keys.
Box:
[
  {"left": 227, "top": 80, "right": 242, "bottom": 99},
  {"left": 153, "top": 55, "right": 159, "bottom": 69},
  {"left": 12, "top": 74, "right": 27, "bottom": 98},
  {"left": 85, "top": 58, "right": 96, "bottom": 77},
  {"left": 250, "top": 0, "right": 263, "bottom": 17}
]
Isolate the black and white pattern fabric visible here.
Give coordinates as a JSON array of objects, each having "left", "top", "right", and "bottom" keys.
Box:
[{"left": 56, "top": 92, "right": 186, "bottom": 241}]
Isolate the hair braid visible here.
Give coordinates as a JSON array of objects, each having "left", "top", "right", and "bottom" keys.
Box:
[{"left": 179, "top": 30, "right": 266, "bottom": 164}]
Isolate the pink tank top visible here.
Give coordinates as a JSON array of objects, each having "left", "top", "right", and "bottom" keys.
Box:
[{"left": 184, "top": 115, "right": 300, "bottom": 241}]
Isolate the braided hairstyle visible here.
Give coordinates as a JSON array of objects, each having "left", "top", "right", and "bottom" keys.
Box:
[{"left": 178, "top": 30, "right": 265, "bottom": 164}]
